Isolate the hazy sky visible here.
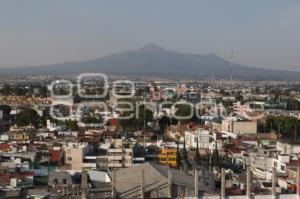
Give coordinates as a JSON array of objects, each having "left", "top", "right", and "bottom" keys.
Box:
[{"left": 0, "top": 0, "right": 300, "bottom": 71}]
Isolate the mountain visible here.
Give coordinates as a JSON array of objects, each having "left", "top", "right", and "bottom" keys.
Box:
[{"left": 0, "top": 44, "right": 299, "bottom": 80}]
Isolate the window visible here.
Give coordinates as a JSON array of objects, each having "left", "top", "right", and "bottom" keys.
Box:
[
  {"left": 67, "top": 157, "right": 72, "bottom": 161},
  {"left": 62, "top": 179, "right": 67, "bottom": 184},
  {"left": 274, "top": 162, "right": 277, "bottom": 167},
  {"left": 281, "top": 165, "right": 285, "bottom": 171}
]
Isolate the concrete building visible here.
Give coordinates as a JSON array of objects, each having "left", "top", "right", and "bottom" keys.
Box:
[
  {"left": 185, "top": 128, "right": 211, "bottom": 149},
  {"left": 222, "top": 117, "right": 257, "bottom": 135},
  {"left": 107, "top": 148, "right": 133, "bottom": 168},
  {"left": 277, "top": 141, "right": 300, "bottom": 154},
  {"left": 156, "top": 149, "right": 177, "bottom": 167},
  {"left": 63, "top": 143, "right": 89, "bottom": 170}
]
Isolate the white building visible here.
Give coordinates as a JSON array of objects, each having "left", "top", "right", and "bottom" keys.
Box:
[
  {"left": 185, "top": 128, "right": 211, "bottom": 149},
  {"left": 277, "top": 141, "right": 300, "bottom": 154}
]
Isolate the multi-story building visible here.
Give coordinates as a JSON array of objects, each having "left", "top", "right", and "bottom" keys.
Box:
[
  {"left": 107, "top": 148, "right": 133, "bottom": 169},
  {"left": 185, "top": 128, "right": 211, "bottom": 149},
  {"left": 63, "top": 143, "right": 89, "bottom": 170},
  {"left": 156, "top": 148, "right": 177, "bottom": 167}
]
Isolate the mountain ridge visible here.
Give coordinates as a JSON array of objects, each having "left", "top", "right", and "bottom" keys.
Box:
[{"left": 0, "top": 44, "right": 299, "bottom": 80}]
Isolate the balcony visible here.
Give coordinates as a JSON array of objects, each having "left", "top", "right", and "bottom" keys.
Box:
[
  {"left": 107, "top": 156, "right": 123, "bottom": 160},
  {"left": 82, "top": 163, "right": 97, "bottom": 168},
  {"left": 107, "top": 163, "right": 122, "bottom": 167}
]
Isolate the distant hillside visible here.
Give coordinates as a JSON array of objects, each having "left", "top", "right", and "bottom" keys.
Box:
[{"left": 0, "top": 44, "right": 299, "bottom": 80}]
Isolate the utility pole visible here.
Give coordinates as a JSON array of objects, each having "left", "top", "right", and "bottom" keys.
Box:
[
  {"left": 168, "top": 168, "right": 172, "bottom": 198},
  {"left": 297, "top": 167, "right": 300, "bottom": 199},
  {"left": 141, "top": 169, "right": 145, "bottom": 199},
  {"left": 112, "top": 170, "right": 116, "bottom": 198},
  {"left": 230, "top": 50, "right": 234, "bottom": 92},
  {"left": 221, "top": 168, "right": 225, "bottom": 199},
  {"left": 272, "top": 167, "right": 277, "bottom": 199},
  {"left": 194, "top": 169, "right": 199, "bottom": 198},
  {"left": 246, "top": 166, "right": 251, "bottom": 199}
]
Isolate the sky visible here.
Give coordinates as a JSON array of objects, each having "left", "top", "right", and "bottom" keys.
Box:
[{"left": 0, "top": 0, "right": 300, "bottom": 71}]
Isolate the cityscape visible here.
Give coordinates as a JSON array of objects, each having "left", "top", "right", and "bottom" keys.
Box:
[{"left": 0, "top": 1, "right": 300, "bottom": 199}]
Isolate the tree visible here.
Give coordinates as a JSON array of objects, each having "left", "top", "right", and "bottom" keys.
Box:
[
  {"left": 158, "top": 115, "right": 170, "bottom": 134},
  {"left": 182, "top": 137, "right": 189, "bottom": 166},
  {"left": 81, "top": 116, "right": 102, "bottom": 124},
  {"left": 235, "top": 94, "right": 244, "bottom": 102},
  {"left": 265, "top": 115, "right": 300, "bottom": 141},
  {"left": 175, "top": 104, "right": 193, "bottom": 123},
  {"left": 194, "top": 138, "right": 201, "bottom": 166},
  {"left": 211, "top": 143, "right": 220, "bottom": 169},
  {"left": 38, "top": 86, "right": 48, "bottom": 97},
  {"left": 0, "top": 105, "right": 11, "bottom": 115},
  {"left": 176, "top": 143, "right": 182, "bottom": 169},
  {"left": 0, "top": 84, "right": 11, "bottom": 95},
  {"left": 64, "top": 120, "right": 78, "bottom": 131},
  {"left": 15, "top": 108, "right": 41, "bottom": 128},
  {"left": 14, "top": 86, "right": 26, "bottom": 96},
  {"left": 117, "top": 99, "right": 154, "bottom": 131}
]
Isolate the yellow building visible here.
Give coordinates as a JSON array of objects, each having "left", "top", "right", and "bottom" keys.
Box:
[
  {"left": 9, "top": 132, "right": 29, "bottom": 141},
  {"left": 156, "top": 149, "right": 177, "bottom": 167}
]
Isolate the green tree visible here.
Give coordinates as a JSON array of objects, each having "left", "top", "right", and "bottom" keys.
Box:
[
  {"left": 64, "top": 120, "right": 78, "bottom": 131},
  {"left": 235, "top": 94, "right": 244, "bottom": 102},
  {"left": 117, "top": 99, "right": 153, "bottom": 131},
  {"left": 194, "top": 138, "right": 201, "bottom": 166},
  {"left": 81, "top": 116, "right": 102, "bottom": 124},
  {"left": 0, "top": 84, "right": 11, "bottom": 95},
  {"left": 175, "top": 104, "right": 193, "bottom": 123},
  {"left": 15, "top": 108, "right": 41, "bottom": 128},
  {"left": 0, "top": 105, "right": 11, "bottom": 115},
  {"left": 158, "top": 115, "right": 170, "bottom": 134},
  {"left": 176, "top": 143, "right": 182, "bottom": 169},
  {"left": 182, "top": 137, "right": 189, "bottom": 167},
  {"left": 265, "top": 115, "right": 300, "bottom": 142}
]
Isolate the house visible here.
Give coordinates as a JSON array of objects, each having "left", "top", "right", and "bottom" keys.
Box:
[
  {"left": 185, "top": 128, "right": 211, "bottom": 149},
  {"left": 221, "top": 116, "right": 257, "bottom": 135},
  {"left": 63, "top": 143, "right": 89, "bottom": 170},
  {"left": 167, "top": 124, "right": 188, "bottom": 141},
  {"left": 49, "top": 147, "right": 63, "bottom": 164},
  {"left": 156, "top": 148, "right": 177, "bottom": 167},
  {"left": 277, "top": 141, "right": 300, "bottom": 154}
]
